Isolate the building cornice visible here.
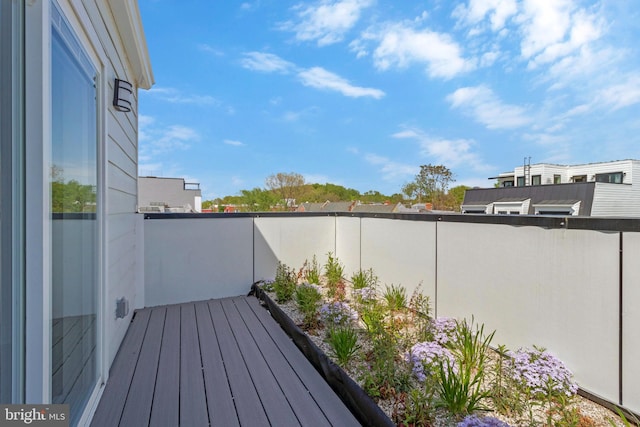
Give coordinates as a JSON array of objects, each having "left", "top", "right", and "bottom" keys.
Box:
[{"left": 109, "top": 0, "right": 154, "bottom": 89}]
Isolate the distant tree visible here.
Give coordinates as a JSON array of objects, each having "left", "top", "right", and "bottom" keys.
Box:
[
  {"left": 405, "top": 164, "right": 455, "bottom": 209},
  {"left": 240, "top": 188, "right": 278, "bottom": 212},
  {"left": 50, "top": 166, "right": 96, "bottom": 213},
  {"left": 401, "top": 181, "right": 420, "bottom": 202},
  {"left": 265, "top": 172, "right": 305, "bottom": 208},
  {"left": 444, "top": 185, "right": 470, "bottom": 211}
]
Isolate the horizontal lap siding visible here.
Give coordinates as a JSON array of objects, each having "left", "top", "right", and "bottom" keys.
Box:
[{"left": 71, "top": 0, "right": 144, "bottom": 369}]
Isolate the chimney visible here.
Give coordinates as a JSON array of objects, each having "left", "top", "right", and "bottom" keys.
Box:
[{"left": 425, "top": 202, "right": 433, "bottom": 211}]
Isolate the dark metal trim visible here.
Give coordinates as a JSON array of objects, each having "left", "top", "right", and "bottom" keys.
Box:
[
  {"left": 619, "top": 232, "right": 624, "bottom": 406},
  {"left": 142, "top": 211, "right": 640, "bottom": 232},
  {"left": 577, "top": 388, "right": 639, "bottom": 424}
]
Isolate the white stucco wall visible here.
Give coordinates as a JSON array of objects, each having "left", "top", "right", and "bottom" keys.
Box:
[
  {"left": 437, "top": 222, "right": 620, "bottom": 402},
  {"left": 253, "top": 216, "right": 335, "bottom": 281},
  {"left": 360, "top": 218, "right": 437, "bottom": 303},
  {"left": 622, "top": 232, "right": 640, "bottom": 410},
  {"left": 144, "top": 218, "right": 254, "bottom": 307},
  {"left": 335, "top": 216, "right": 362, "bottom": 280}
]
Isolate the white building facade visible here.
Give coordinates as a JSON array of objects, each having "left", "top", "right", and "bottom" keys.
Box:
[
  {"left": 464, "top": 160, "right": 640, "bottom": 216},
  {"left": 0, "top": 0, "right": 152, "bottom": 424}
]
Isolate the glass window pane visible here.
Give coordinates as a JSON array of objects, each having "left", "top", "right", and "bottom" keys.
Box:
[
  {"left": 50, "top": 12, "right": 98, "bottom": 425},
  {"left": 1, "top": 0, "right": 24, "bottom": 404}
]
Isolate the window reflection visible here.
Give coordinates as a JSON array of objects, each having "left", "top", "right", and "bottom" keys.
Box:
[{"left": 50, "top": 7, "right": 98, "bottom": 425}]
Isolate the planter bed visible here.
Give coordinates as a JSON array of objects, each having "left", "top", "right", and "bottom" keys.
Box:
[
  {"left": 250, "top": 256, "right": 634, "bottom": 427},
  {"left": 251, "top": 284, "right": 394, "bottom": 427}
]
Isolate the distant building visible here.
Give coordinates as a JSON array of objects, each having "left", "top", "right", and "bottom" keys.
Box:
[
  {"left": 352, "top": 202, "right": 417, "bottom": 214},
  {"left": 138, "top": 176, "right": 202, "bottom": 213},
  {"left": 463, "top": 159, "right": 640, "bottom": 216}
]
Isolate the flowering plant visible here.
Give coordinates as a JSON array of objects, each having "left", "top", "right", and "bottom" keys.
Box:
[
  {"left": 457, "top": 415, "right": 511, "bottom": 427},
  {"left": 505, "top": 347, "right": 578, "bottom": 398},
  {"left": 432, "top": 317, "right": 457, "bottom": 345},
  {"left": 319, "top": 301, "right": 359, "bottom": 326},
  {"left": 405, "top": 341, "right": 456, "bottom": 382},
  {"left": 353, "top": 286, "right": 377, "bottom": 303}
]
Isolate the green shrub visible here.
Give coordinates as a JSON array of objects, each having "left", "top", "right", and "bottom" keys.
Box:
[
  {"left": 295, "top": 283, "right": 322, "bottom": 328},
  {"left": 304, "top": 255, "right": 322, "bottom": 285},
  {"left": 436, "top": 358, "right": 491, "bottom": 416},
  {"left": 324, "top": 252, "right": 345, "bottom": 298},
  {"left": 383, "top": 284, "right": 407, "bottom": 312},
  {"left": 273, "top": 262, "right": 296, "bottom": 302},
  {"left": 326, "top": 325, "right": 360, "bottom": 365},
  {"left": 351, "top": 268, "right": 378, "bottom": 290}
]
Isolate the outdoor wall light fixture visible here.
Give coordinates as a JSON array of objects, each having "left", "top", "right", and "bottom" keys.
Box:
[{"left": 113, "top": 78, "right": 133, "bottom": 112}]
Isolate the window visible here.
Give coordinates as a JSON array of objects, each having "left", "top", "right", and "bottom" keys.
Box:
[
  {"left": 50, "top": 4, "right": 99, "bottom": 423},
  {"left": 531, "top": 175, "right": 541, "bottom": 186},
  {"left": 502, "top": 180, "right": 514, "bottom": 187},
  {"left": 517, "top": 176, "right": 525, "bottom": 186},
  {"left": 595, "top": 172, "right": 623, "bottom": 184},
  {"left": 572, "top": 175, "right": 587, "bottom": 182},
  {"left": 554, "top": 175, "right": 561, "bottom": 184}
]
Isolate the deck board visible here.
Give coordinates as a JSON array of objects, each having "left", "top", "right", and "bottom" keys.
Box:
[
  {"left": 149, "top": 305, "right": 180, "bottom": 427},
  {"left": 222, "top": 297, "right": 300, "bottom": 426},
  {"left": 194, "top": 301, "right": 239, "bottom": 426},
  {"left": 91, "top": 296, "right": 361, "bottom": 427}
]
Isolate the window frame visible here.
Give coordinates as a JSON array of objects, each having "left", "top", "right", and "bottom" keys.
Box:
[{"left": 595, "top": 172, "right": 624, "bottom": 184}]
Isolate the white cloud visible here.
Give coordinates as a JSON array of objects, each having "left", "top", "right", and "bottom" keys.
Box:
[
  {"left": 224, "top": 139, "right": 245, "bottom": 146},
  {"left": 140, "top": 119, "right": 200, "bottom": 158},
  {"left": 597, "top": 74, "right": 640, "bottom": 111},
  {"left": 198, "top": 44, "right": 224, "bottom": 56},
  {"left": 281, "top": 0, "right": 374, "bottom": 46},
  {"left": 145, "top": 87, "right": 218, "bottom": 105},
  {"left": 240, "top": 52, "right": 294, "bottom": 73},
  {"left": 392, "top": 128, "right": 492, "bottom": 172},
  {"left": 446, "top": 85, "right": 531, "bottom": 129},
  {"left": 364, "top": 23, "right": 474, "bottom": 79},
  {"left": 504, "top": 0, "right": 605, "bottom": 71},
  {"left": 453, "top": 0, "right": 518, "bottom": 31},
  {"left": 364, "top": 153, "right": 419, "bottom": 181},
  {"left": 298, "top": 67, "right": 385, "bottom": 99}
]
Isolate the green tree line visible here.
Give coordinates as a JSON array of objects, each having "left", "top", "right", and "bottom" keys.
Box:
[{"left": 203, "top": 166, "right": 469, "bottom": 212}]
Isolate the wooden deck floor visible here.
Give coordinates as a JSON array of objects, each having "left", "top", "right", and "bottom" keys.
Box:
[{"left": 90, "top": 296, "right": 361, "bottom": 426}]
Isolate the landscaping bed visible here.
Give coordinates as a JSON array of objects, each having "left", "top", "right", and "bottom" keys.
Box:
[{"left": 252, "top": 254, "right": 634, "bottom": 427}]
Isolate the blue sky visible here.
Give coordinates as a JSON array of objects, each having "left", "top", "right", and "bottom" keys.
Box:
[{"left": 137, "top": 0, "right": 640, "bottom": 200}]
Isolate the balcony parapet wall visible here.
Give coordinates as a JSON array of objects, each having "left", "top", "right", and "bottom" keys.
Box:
[{"left": 141, "top": 212, "right": 640, "bottom": 415}]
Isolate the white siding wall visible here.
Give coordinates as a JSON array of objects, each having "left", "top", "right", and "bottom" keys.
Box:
[
  {"left": 591, "top": 183, "right": 640, "bottom": 217},
  {"left": 513, "top": 160, "right": 639, "bottom": 186},
  {"left": 514, "top": 164, "right": 568, "bottom": 185},
  {"left": 64, "top": 0, "right": 147, "bottom": 368},
  {"left": 568, "top": 160, "right": 636, "bottom": 184}
]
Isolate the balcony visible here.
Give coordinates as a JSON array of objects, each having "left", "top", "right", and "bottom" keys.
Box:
[{"left": 89, "top": 212, "right": 640, "bottom": 424}]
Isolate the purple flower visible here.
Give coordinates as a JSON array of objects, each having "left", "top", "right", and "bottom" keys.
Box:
[
  {"left": 320, "top": 301, "right": 359, "bottom": 326},
  {"left": 432, "top": 317, "right": 457, "bottom": 345},
  {"left": 354, "top": 286, "right": 377, "bottom": 303},
  {"left": 458, "top": 415, "right": 512, "bottom": 427},
  {"left": 505, "top": 347, "right": 578, "bottom": 397},
  {"left": 404, "top": 341, "right": 456, "bottom": 382}
]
